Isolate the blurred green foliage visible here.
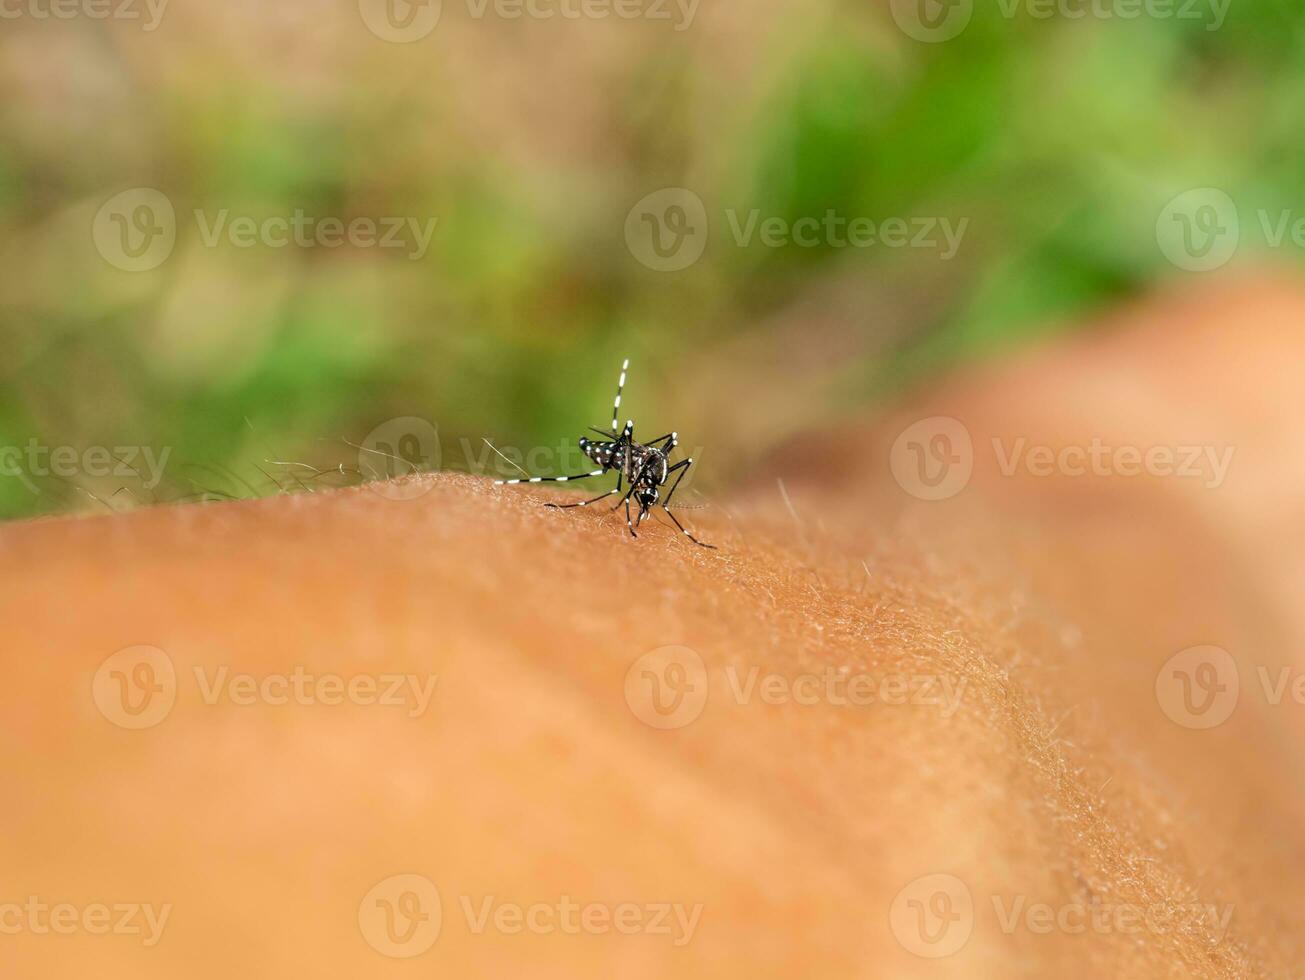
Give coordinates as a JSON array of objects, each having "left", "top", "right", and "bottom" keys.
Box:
[{"left": 1, "top": 1, "right": 1303, "bottom": 518}]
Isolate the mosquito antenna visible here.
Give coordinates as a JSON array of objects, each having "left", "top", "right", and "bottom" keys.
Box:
[{"left": 611, "top": 357, "right": 629, "bottom": 433}]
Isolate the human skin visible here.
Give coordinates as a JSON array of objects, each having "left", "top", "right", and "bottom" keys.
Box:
[{"left": 1, "top": 275, "right": 1303, "bottom": 978}]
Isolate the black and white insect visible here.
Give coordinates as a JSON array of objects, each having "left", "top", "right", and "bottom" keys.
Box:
[{"left": 494, "top": 359, "right": 714, "bottom": 548}]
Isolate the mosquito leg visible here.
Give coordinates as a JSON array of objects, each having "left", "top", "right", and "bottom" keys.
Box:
[
  {"left": 605, "top": 420, "right": 633, "bottom": 494},
  {"left": 662, "top": 505, "right": 715, "bottom": 549},
  {"left": 612, "top": 457, "right": 654, "bottom": 510},
  {"left": 662, "top": 457, "right": 694, "bottom": 508},
  {"left": 644, "top": 431, "right": 678, "bottom": 457},
  {"left": 545, "top": 489, "right": 620, "bottom": 509},
  {"left": 495, "top": 469, "right": 605, "bottom": 486},
  {"left": 625, "top": 498, "right": 637, "bottom": 538}
]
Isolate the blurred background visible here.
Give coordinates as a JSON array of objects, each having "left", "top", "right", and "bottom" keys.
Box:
[{"left": 0, "top": 0, "right": 1299, "bottom": 519}]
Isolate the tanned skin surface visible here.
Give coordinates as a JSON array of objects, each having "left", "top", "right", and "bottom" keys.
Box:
[{"left": 2, "top": 275, "right": 1303, "bottom": 978}]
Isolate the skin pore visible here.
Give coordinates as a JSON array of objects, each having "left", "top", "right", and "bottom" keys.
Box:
[{"left": 1, "top": 275, "right": 1303, "bottom": 977}]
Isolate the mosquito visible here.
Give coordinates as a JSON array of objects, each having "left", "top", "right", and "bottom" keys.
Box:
[{"left": 494, "top": 359, "right": 715, "bottom": 548}]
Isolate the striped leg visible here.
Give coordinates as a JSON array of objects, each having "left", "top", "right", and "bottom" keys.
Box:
[
  {"left": 662, "top": 457, "right": 694, "bottom": 507},
  {"left": 495, "top": 469, "right": 605, "bottom": 486},
  {"left": 645, "top": 431, "right": 678, "bottom": 453},
  {"left": 662, "top": 505, "right": 715, "bottom": 549},
  {"left": 661, "top": 458, "right": 714, "bottom": 548}
]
